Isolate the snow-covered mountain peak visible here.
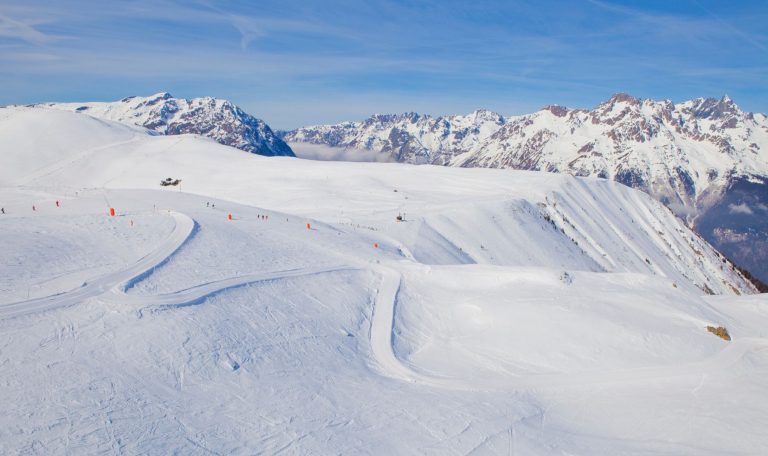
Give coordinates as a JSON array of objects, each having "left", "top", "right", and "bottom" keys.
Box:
[
  {"left": 465, "top": 108, "right": 506, "bottom": 123},
  {"left": 542, "top": 105, "right": 569, "bottom": 117},
  {"left": 605, "top": 92, "right": 642, "bottom": 106},
  {"left": 364, "top": 112, "right": 424, "bottom": 125},
  {"left": 39, "top": 94, "right": 294, "bottom": 157},
  {"left": 679, "top": 95, "right": 742, "bottom": 123}
]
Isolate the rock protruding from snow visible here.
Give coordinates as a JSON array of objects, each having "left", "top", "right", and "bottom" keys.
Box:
[{"left": 41, "top": 93, "right": 294, "bottom": 157}]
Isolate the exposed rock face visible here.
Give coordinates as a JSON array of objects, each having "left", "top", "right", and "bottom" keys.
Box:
[
  {"left": 286, "top": 94, "right": 768, "bottom": 283},
  {"left": 44, "top": 93, "right": 294, "bottom": 157}
]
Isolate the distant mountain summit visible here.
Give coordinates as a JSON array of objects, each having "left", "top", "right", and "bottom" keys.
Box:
[
  {"left": 285, "top": 94, "right": 768, "bottom": 284},
  {"left": 41, "top": 93, "right": 294, "bottom": 157}
]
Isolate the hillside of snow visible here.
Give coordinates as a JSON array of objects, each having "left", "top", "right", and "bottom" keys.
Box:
[{"left": 1, "top": 106, "right": 766, "bottom": 455}]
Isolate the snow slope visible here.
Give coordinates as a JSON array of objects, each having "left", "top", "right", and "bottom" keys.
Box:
[{"left": 1, "top": 106, "right": 766, "bottom": 455}]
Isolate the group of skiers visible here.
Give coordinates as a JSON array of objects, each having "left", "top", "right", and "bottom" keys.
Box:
[
  {"left": 1, "top": 200, "right": 60, "bottom": 215},
  {"left": 0, "top": 200, "right": 276, "bottom": 222},
  {"left": 205, "top": 201, "right": 270, "bottom": 221}
]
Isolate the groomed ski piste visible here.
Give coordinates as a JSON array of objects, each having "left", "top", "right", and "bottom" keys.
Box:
[{"left": 1, "top": 106, "right": 767, "bottom": 455}]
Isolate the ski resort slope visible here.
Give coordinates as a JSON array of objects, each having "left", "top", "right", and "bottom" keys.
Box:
[{"left": 1, "top": 106, "right": 767, "bottom": 455}]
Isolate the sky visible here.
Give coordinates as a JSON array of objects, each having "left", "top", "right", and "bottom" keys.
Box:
[{"left": 1, "top": 0, "right": 767, "bottom": 129}]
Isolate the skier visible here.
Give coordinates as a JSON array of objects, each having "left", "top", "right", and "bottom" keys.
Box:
[
  {"left": 55, "top": 200, "right": 60, "bottom": 207},
  {"left": 206, "top": 202, "right": 210, "bottom": 207},
  {"left": 32, "top": 205, "right": 36, "bottom": 211},
  {"left": 1, "top": 207, "right": 4, "bottom": 214}
]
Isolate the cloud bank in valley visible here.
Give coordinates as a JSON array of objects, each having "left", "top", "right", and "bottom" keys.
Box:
[{"left": 289, "top": 142, "right": 394, "bottom": 163}]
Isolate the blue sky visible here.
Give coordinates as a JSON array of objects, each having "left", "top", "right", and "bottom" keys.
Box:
[{"left": 1, "top": 0, "right": 766, "bottom": 129}]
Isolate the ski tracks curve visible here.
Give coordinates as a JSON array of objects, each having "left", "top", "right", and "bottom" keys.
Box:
[
  {"left": 0, "top": 210, "right": 194, "bottom": 320},
  {"left": 366, "top": 262, "right": 768, "bottom": 392}
]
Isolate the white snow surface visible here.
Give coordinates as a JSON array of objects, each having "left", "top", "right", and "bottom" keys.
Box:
[{"left": 1, "top": 106, "right": 766, "bottom": 455}]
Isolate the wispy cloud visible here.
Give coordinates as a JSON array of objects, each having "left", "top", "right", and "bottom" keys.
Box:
[
  {"left": 289, "top": 142, "right": 394, "bottom": 163},
  {"left": 729, "top": 203, "right": 754, "bottom": 215},
  {"left": 0, "top": 14, "right": 54, "bottom": 44},
  {"left": 586, "top": 0, "right": 768, "bottom": 52},
  {"left": 689, "top": 0, "right": 767, "bottom": 52}
]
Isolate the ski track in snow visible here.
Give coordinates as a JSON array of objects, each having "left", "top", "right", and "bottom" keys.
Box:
[
  {"left": 0, "top": 211, "right": 193, "bottom": 320},
  {"left": 4, "top": 208, "right": 760, "bottom": 395},
  {"left": 0, "top": 207, "right": 432, "bottom": 387},
  {"left": 370, "top": 262, "right": 768, "bottom": 391}
]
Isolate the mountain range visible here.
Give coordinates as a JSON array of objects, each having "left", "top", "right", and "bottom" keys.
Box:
[{"left": 284, "top": 94, "right": 768, "bottom": 285}]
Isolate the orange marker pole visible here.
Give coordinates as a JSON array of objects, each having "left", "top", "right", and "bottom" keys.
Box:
[{"left": 109, "top": 207, "right": 115, "bottom": 217}]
